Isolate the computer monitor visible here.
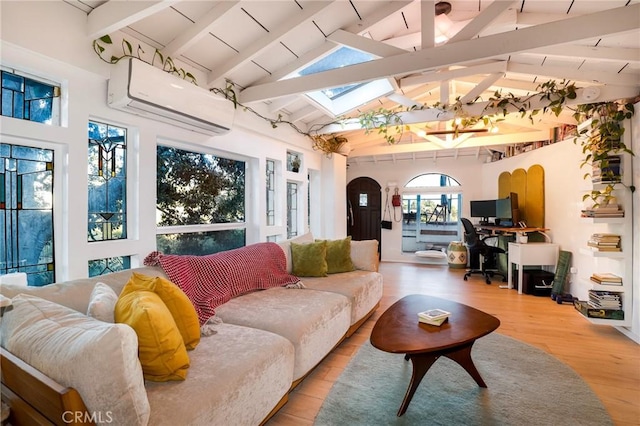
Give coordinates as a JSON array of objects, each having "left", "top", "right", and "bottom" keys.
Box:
[
  {"left": 495, "top": 198, "right": 512, "bottom": 220},
  {"left": 470, "top": 199, "right": 496, "bottom": 224},
  {"left": 495, "top": 193, "right": 519, "bottom": 225}
]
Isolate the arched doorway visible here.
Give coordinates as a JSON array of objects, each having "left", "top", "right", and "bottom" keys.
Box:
[{"left": 347, "top": 177, "right": 381, "bottom": 253}]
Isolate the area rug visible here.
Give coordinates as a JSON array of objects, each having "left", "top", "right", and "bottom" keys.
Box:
[{"left": 315, "top": 333, "right": 611, "bottom": 426}]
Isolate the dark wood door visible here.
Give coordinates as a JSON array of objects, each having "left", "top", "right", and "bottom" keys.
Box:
[{"left": 347, "top": 177, "right": 381, "bottom": 252}]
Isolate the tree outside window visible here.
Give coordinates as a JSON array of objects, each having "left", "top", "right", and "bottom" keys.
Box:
[{"left": 156, "top": 145, "right": 246, "bottom": 255}]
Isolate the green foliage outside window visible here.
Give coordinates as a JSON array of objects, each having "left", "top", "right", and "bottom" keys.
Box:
[
  {"left": 156, "top": 146, "right": 246, "bottom": 255},
  {"left": 156, "top": 230, "right": 245, "bottom": 256}
]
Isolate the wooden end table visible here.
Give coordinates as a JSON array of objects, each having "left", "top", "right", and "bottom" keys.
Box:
[{"left": 370, "top": 294, "right": 500, "bottom": 416}]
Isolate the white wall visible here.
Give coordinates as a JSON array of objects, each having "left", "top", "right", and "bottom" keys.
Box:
[{"left": 0, "top": 2, "right": 342, "bottom": 282}]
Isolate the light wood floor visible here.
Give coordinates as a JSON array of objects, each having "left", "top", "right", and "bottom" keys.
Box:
[{"left": 266, "top": 262, "right": 640, "bottom": 426}]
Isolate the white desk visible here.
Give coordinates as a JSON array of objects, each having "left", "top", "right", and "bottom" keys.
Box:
[{"left": 507, "top": 243, "right": 559, "bottom": 294}]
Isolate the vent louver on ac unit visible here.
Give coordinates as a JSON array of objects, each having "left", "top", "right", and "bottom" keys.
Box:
[{"left": 107, "top": 58, "right": 234, "bottom": 135}]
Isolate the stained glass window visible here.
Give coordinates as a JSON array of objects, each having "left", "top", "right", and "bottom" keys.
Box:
[
  {"left": 1, "top": 69, "right": 60, "bottom": 124},
  {"left": 287, "top": 182, "right": 298, "bottom": 238},
  {"left": 88, "top": 256, "right": 131, "bottom": 277},
  {"left": 266, "top": 159, "right": 275, "bottom": 226},
  {"left": 88, "top": 121, "right": 127, "bottom": 242},
  {"left": 0, "top": 143, "right": 55, "bottom": 286}
]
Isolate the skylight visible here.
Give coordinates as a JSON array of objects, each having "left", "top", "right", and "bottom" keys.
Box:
[
  {"left": 289, "top": 46, "right": 395, "bottom": 117},
  {"left": 299, "top": 47, "right": 374, "bottom": 99}
]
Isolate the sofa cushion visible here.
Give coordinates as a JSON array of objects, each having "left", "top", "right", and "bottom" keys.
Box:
[
  {"left": 1, "top": 294, "right": 150, "bottom": 425},
  {"left": 155, "top": 242, "right": 300, "bottom": 325},
  {"left": 122, "top": 272, "right": 200, "bottom": 350},
  {"left": 215, "top": 287, "right": 351, "bottom": 380},
  {"left": 317, "top": 236, "right": 355, "bottom": 274},
  {"left": 115, "top": 290, "right": 190, "bottom": 382},
  {"left": 146, "top": 323, "right": 295, "bottom": 425},
  {"left": 291, "top": 240, "right": 328, "bottom": 277},
  {"left": 86, "top": 282, "right": 118, "bottom": 323},
  {"left": 301, "top": 270, "right": 384, "bottom": 325}
]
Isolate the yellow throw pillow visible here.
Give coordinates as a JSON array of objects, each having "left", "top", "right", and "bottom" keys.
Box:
[
  {"left": 123, "top": 273, "right": 201, "bottom": 350},
  {"left": 115, "top": 290, "right": 190, "bottom": 382}
]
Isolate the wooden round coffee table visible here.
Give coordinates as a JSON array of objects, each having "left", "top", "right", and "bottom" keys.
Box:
[{"left": 370, "top": 294, "right": 500, "bottom": 416}]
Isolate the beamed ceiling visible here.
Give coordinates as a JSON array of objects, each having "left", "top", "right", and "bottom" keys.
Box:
[{"left": 65, "top": 0, "right": 640, "bottom": 164}]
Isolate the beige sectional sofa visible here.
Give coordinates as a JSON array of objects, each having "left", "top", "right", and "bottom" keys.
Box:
[{"left": 0, "top": 235, "right": 382, "bottom": 426}]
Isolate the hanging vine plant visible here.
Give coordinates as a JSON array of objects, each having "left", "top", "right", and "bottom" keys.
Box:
[
  {"left": 91, "top": 36, "right": 636, "bottom": 181},
  {"left": 573, "top": 100, "right": 636, "bottom": 207},
  {"left": 92, "top": 35, "right": 197, "bottom": 84}
]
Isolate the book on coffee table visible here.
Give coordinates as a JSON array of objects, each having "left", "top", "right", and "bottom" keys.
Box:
[{"left": 418, "top": 309, "right": 450, "bottom": 326}]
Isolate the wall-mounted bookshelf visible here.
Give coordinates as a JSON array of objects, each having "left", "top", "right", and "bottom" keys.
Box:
[{"left": 488, "top": 124, "right": 578, "bottom": 162}]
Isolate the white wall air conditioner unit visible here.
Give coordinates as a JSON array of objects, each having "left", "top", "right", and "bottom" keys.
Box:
[{"left": 108, "top": 58, "right": 234, "bottom": 135}]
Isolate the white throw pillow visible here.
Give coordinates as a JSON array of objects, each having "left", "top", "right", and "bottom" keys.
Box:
[
  {"left": 350, "top": 240, "right": 380, "bottom": 272},
  {"left": 87, "top": 282, "right": 118, "bottom": 323},
  {"left": 1, "top": 294, "right": 150, "bottom": 426}
]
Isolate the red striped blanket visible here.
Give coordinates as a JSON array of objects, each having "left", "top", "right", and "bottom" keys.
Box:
[{"left": 146, "top": 242, "right": 301, "bottom": 325}]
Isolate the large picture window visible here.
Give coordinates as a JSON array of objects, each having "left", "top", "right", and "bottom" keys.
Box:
[
  {"left": 156, "top": 145, "right": 246, "bottom": 255},
  {"left": 0, "top": 143, "right": 55, "bottom": 286}
]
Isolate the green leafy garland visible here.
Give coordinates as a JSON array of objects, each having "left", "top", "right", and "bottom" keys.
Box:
[
  {"left": 93, "top": 36, "right": 636, "bottom": 202},
  {"left": 93, "top": 35, "right": 197, "bottom": 84}
]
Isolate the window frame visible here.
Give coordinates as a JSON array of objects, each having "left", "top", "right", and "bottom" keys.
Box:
[{"left": 155, "top": 140, "right": 250, "bottom": 244}]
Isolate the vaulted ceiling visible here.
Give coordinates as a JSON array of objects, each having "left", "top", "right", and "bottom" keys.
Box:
[{"left": 65, "top": 0, "right": 640, "bottom": 163}]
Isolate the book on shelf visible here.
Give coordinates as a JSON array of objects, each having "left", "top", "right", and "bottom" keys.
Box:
[
  {"left": 418, "top": 309, "right": 451, "bottom": 326},
  {"left": 574, "top": 300, "right": 625, "bottom": 320},
  {"left": 581, "top": 211, "right": 624, "bottom": 218},
  {"left": 587, "top": 233, "right": 621, "bottom": 251},
  {"left": 588, "top": 290, "right": 622, "bottom": 310},
  {"left": 580, "top": 203, "right": 624, "bottom": 218},
  {"left": 591, "top": 156, "right": 621, "bottom": 183},
  {"left": 587, "top": 245, "right": 622, "bottom": 252},
  {"left": 590, "top": 273, "right": 622, "bottom": 285}
]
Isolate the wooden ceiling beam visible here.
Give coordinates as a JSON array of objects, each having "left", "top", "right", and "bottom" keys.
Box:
[
  {"left": 87, "top": 0, "right": 179, "bottom": 38},
  {"left": 162, "top": 1, "right": 239, "bottom": 58},
  {"left": 207, "top": 1, "right": 334, "bottom": 86},
  {"left": 256, "top": 1, "right": 413, "bottom": 85},
  {"left": 523, "top": 45, "right": 640, "bottom": 63},
  {"left": 318, "top": 84, "right": 638, "bottom": 133},
  {"left": 239, "top": 4, "right": 640, "bottom": 103},
  {"left": 507, "top": 62, "right": 640, "bottom": 87},
  {"left": 448, "top": 0, "right": 517, "bottom": 43}
]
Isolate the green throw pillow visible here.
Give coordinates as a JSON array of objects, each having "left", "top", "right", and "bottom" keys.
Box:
[
  {"left": 291, "top": 241, "right": 328, "bottom": 277},
  {"left": 316, "top": 237, "right": 355, "bottom": 274}
]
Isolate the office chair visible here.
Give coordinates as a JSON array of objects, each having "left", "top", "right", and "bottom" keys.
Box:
[{"left": 461, "top": 218, "right": 507, "bottom": 285}]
